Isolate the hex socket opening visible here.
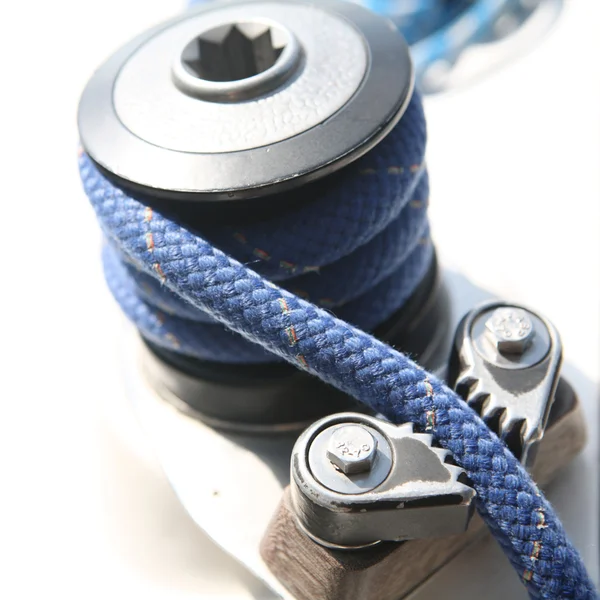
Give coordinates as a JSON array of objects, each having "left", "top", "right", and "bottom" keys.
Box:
[
  {"left": 173, "top": 19, "right": 302, "bottom": 102},
  {"left": 182, "top": 21, "right": 287, "bottom": 82}
]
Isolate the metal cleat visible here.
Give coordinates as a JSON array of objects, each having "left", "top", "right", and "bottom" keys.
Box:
[
  {"left": 290, "top": 413, "right": 476, "bottom": 549},
  {"left": 449, "top": 301, "right": 562, "bottom": 466}
]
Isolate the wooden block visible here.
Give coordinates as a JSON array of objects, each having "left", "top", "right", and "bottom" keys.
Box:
[{"left": 260, "top": 393, "right": 587, "bottom": 600}]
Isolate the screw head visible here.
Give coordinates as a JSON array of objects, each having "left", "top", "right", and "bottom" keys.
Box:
[
  {"left": 326, "top": 424, "right": 378, "bottom": 475},
  {"left": 485, "top": 307, "right": 536, "bottom": 355}
]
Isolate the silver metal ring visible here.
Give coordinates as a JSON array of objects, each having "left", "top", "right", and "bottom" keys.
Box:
[{"left": 78, "top": 0, "right": 413, "bottom": 201}]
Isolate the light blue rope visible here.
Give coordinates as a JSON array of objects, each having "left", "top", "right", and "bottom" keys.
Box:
[{"left": 188, "top": 0, "right": 536, "bottom": 82}]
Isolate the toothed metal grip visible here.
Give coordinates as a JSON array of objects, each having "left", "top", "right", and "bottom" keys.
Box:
[
  {"left": 448, "top": 301, "right": 562, "bottom": 467},
  {"left": 290, "top": 413, "right": 476, "bottom": 549}
]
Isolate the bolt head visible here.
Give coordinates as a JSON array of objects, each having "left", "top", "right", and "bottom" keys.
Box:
[
  {"left": 326, "top": 424, "right": 378, "bottom": 475},
  {"left": 485, "top": 307, "right": 536, "bottom": 355}
]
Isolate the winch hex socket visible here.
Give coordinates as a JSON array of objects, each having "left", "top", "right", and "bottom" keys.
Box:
[
  {"left": 485, "top": 307, "right": 536, "bottom": 355},
  {"left": 185, "top": 22, "right": 284, "bottom": 82},
  {"left": 326, "top": 424, "right": 378, "bottom": 475},
  {"left": 78, "top": 0, "right": 414, "bottom": 201}
]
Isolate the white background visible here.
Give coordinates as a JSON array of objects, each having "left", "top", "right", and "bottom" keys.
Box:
[{"left": 0, "top": 1, "right": 598, "bottom": 598}]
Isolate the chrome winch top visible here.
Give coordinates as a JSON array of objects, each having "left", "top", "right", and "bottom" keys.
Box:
[{"left": 78, "top": 0, "right": 413, "bottom": 201}]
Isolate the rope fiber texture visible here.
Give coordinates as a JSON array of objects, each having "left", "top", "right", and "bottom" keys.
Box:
[
  {"left": 99, "top": 95, "right": 430, "bottom": 363},
  {"left": 80, "top": 92, "right": 596, "bottom": 598}
]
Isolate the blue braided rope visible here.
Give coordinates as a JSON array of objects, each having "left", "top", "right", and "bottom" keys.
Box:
[
  {"left": 80, "top": 150, "right": 595, "bottom": 598},
  {"left": 98, "top": 93, "right": 431, "bottom": 363},
  {"left": 79, "top": 2, "right": 595, "bottom": 596}
]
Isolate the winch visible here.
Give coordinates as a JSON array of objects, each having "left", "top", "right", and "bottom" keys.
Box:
[{"left": 76, "top": 0, "right": 596, "bottom": 598}]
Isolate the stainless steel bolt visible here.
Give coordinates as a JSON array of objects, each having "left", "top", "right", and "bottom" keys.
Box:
[
  {"left": 485, "top": 307, "right": 536, "bottom": 355},
  {"left": 326, "top": 424, "right": 378, "bottom": 475}
]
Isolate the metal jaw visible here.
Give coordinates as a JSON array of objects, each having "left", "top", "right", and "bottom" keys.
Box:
[
  {"left": 449, "top": 301, "right": 562, "bottom": 466},
  {"left": 291, "top": 413, "right": 476, "bottom": 549}
]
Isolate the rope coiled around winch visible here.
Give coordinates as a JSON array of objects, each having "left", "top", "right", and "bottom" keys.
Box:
[
  {"left": 80, "top": 89, "right": 595, "bottom": 596},
  {"left": 99, "top": 94, "right": 430, "bottom": 363}
]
